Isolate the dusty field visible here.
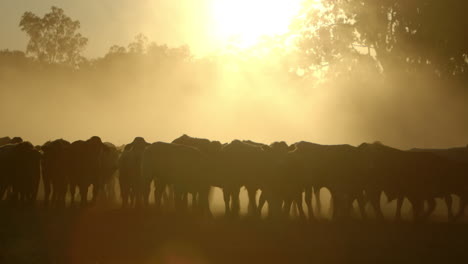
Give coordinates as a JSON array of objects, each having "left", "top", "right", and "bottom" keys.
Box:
[{"left": 1, "top": 207, "right": 468, "bottom": 264}]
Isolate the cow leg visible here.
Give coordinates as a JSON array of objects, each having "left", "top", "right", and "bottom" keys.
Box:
[
  {"left": 108, "top": 178, "right": 116, "bottom": 202},
  {"left": 142, "top": 179, "right": 151, "bottom": 207},
  {"left": 135, "top": 177, "right": 147, "bottom": 208},
  {"left": 52, "top": 186, "right": 58, "bottom": 207},
  {"left": 44, "top": 180, "right": 51, "bottom": 207},
  {"left": 189, "top": 192, "right": 196, "bottom": 212},
  {"left": 53, "top": 184, "right": 61, "bottom": 208},
  {"left": 328, "top": 191, "right": 335, "bottom": 219},
  {"left": 0, "top": 185, "right": 6, "bottom": 201},
  {"left": 223, "top": 188, "right": 232, "bottom": 217},
  {"left": 128, "top": 188, "right": 134, "bottom": 207},
  {"left": 204, "top": 187, "right": 213, "bottom": 217},
  {"left": 154, "top": 182, "right": 165, "bottom": 211},
  {"left": 257, "top": 190, "right": 267, "bottom": 217},
  {"left": 31, "top": 176, "right": 40, "bottom": 205},
  {"left": 455, "top": 196, "right": 467, "bottom": 220},
  {"left": 121, "top": 186, "right": 129, "bottom": 208},
  {"left": 79, "top": 185, "right": 88, "bottom": 207},
  {"left": 314, "top": 187, "right": 322, "bottom": 216},
  {"left": 395, "top": 196, "right": 404, "bottom": 222},
  {"left": 191, "top": 192, "right": 198, "bottom": 212},
  {"left": 295, "top": 191, "right": 306, "bottom": 220},
  {"left": 423, "top": 198, "right": 436, "bottom": 220},
  {"left": 56, "top": 185, "right": 64, "bottom": 207},
  {"left": 356, "top": 191, "right": 368, "bottom": 220},
  {"left": 246, "top": 186, "right": 258, "bottom": 217},
  {"left": 329, "top": 191, "right": 338, "bottom": 220},
  {"left": 410, "top": 198, "right": 423, "bottom": 222},
  {"left": 173, "top": 187, "right": 187, "bottom": 213},
  {"left": 181, "top": 192, "right": 188, "bottom": 212},
  {"left": 10, "top": 184, "right": 19, "bottom": 204},
  {"left": 162, "top": 186, "right": 170, "bottom": 209},
  {"left": 92, "top": 184, "right": 100, "bottom": 205},
  {"left": 172, "top": 187, "right": 181, "bottom": 212},
  {"left": 331, "top": 191, "right": 350, "bottom": 221},
  {"left": 305, "top": 187, "right": 315, "bottom": 221},
  {"left": 44, "top": 181, "right": 51, "bottom": 207},
  {"left": 369, "top": 191, "right": 384, "bottom": 221},
  {"left": 283, "top": 197, "right": 293, "bottom": 218},
  {"left": 58, "top": 187, "right": 67, "bottom": 208},
  {"left": 330, "top": 190, "right": 342, "bottom": 220},
  {"left": 268, "top": 196, "right": 282, "bottom": 219},
  {"left": 135, "top": 184, "right": 144, "bottom": 208},
  {"left": 119, "top": 176, "right": 129, "bottom": 207},
  {"left": 199, "top": 186, "right": 212, "bottom": 217},
  {"left": 70, "top": 183, "right": 77, "bottom": 207},
  {"left": 338, "top": 194, "right": 352, "bottom": 220},
  {"left": 445, "top": 195, "right": 454, "bottom": 221},
  {"left": 231, "top": 188, "right": 241, "bottom": 218}
]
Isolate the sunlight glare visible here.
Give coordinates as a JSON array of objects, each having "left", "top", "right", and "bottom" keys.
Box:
[{"left": 212, "top": 0, "right": 303, "bottom": 49}]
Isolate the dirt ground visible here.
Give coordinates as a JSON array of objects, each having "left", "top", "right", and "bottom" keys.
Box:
[{"left": 1, "top": 207, "right": 468, "bottom": 264}]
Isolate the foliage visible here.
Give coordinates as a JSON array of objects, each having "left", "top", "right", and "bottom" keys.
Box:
[
  {"left": 293, "top": 0, "right": 468, "bottom": 79},
  {"left": 19, "top": 6, "right": 88, "bottom": 67}
]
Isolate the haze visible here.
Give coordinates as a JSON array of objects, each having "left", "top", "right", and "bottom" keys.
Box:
[{"left": 1, "top": 0, "right": 467, "bottom": 150}]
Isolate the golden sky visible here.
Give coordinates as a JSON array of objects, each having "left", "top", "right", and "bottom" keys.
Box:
[
  {"left": 0, "top": 0, "right": 305, "bottom": 57},
  {"left": 2, "top": 0, "right": 467, "bottom": 150}
]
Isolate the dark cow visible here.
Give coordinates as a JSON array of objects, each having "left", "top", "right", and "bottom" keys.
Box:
[
  {"left": 41, "top": 139, "right": 72, "bottom": 207},
  {"left": 410, "top": 146, "right": 468, "bottom": 220},
  {"left": 68, "top": 136, "right": 107, "bottom": 206},
  {"left": 283, "top": 142, "right": 369, "bottom": 220},
  {"left": 0, "top": 137, "right": 23, "bottom": 147},
  {"left": 172, "top": 134, "right": 222, "bottom": 155},
  {"left": 216, "top": 140, "right": 283, "bottom": 217},
  {"left": 360, "top": 142, "right": 458, "bottom": 222},
  {"left": 0, "top": 137, "right": 11, "bottom": 146},
  {"left": 172, "top": 134, "right": 222, "bottom": 214},
  {"left": 119, "top": 137, "right": 150, "bottom": 207},
  {"left": 101, "top": 142, "right": 121, "bottom": 203},
  {"left": 0, "top": 141, "right": 41, "bottom": 204},
  {"left": 141, "top": 142, "right": 212, "bottom": 215},
  {"left": 255, "top": 141, "right": 307, "bottom": 219}
]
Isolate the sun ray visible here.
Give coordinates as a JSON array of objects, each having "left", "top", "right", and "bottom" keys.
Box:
[{"left": 211, "top": 0, "right": 306, "bottom": 49}]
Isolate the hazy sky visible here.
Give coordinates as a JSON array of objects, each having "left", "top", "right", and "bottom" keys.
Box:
[
  {"left": 0, "top": 0, "right": 217, "bottom": 57},
  {"left": 1, "top": 1, "right": 467, "bottom": 149},
  {"left": 0, "top": 0, "right": 301, "bottom": 57}
]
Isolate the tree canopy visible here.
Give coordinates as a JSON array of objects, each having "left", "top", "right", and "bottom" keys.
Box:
[
  {"left": 19, "top": 6, "right": 88, "bottom": 66},
  {"left": 293, "top": 0, "right": 468, "bottom": 80}
]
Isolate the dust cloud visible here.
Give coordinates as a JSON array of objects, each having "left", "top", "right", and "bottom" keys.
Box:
[{"left": 1, "top": 46, "right": 467, "bottom": 150}]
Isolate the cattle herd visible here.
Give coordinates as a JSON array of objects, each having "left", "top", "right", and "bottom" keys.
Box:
[{"left": 1, "top": 135, "right": 468, "bottom": 222}]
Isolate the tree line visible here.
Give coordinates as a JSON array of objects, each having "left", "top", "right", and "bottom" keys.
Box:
[{"left": 2, "top": 2, "right": 466, "bottom": 81}]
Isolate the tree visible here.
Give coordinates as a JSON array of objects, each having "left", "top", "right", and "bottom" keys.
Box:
[
  {"left": 293, "top": 0, "right": 468, "bottom": 79},
  {"left": 19, "top": 6, "right": 88, "bottom": 66}
]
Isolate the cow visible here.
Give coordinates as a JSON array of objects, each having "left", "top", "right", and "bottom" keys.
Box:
[
  {"left": 255, "top": 141, "right": 308, "bottom": 219},
  {"left": 410, "top": 146, "right": 468, "bottom": 221},
  {"left": 282, "top": 142, "right": 369, "bottom": 221},
  {"left": 68, "top": 136, "right": 107, "bottom": 206},
  {"left": 0, "top": 141, "right": 41, "bottom": 204},
  {"left": 217, "top": 140, "right": 284, "bottom": 218},
  {"left": 360, "top": 142, "right": 458, "bottom": 222},
  {"left": 118, "top": 137, "right": 150, "bottom": 207},
  {"left": 172, "top": 134, "right": 222, "bottom": 214},
  {"left": 0, "top": 137, "right": 23, "bottom": 147},
  {"left": 100, "top": 142, "right": 120, "bottom": 203},
  {"left": 41, "top": 139, "right": 72, "bottom": 207},
  {"left": 141, "top": 142, "right": 212, "bottom": 215}
]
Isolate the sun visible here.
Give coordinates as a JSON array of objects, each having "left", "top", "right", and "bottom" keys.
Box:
[{"left": 211, "top": 0, "right": 303, "bottom": 49}]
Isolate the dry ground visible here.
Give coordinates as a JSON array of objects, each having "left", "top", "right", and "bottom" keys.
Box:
[{"left": 1, "top": 206, "right": 468, "bottom": 264}]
